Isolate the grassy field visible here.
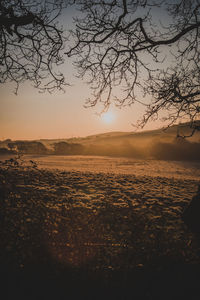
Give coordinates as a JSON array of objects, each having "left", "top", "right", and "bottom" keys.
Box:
[{"left": 1, "top": 157, "right": 200, "bottom": 299}]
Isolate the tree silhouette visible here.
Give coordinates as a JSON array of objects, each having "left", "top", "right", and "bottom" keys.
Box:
[
  {"left": 67, "top": 0, "right": 200, "bottom": 133},
  {"left": 1, "top": 0, "right": 200, "bottom": 132},
  {"left": 0, "top": 0, "right": 67, "bottom": 93}
]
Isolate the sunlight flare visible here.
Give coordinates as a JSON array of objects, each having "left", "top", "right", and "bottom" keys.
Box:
[{"left": 101, "top": 111, "right": 115, "bottom": 124}]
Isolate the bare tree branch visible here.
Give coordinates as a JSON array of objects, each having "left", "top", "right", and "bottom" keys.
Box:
[
  {"left": 67, "top": 0, "right": 200, "bottom": 132},
  {"left": 0, "top": 0, "right": 68, "bottom": 93}
]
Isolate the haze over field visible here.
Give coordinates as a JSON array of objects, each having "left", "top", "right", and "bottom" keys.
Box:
[{"left": 1, "top": 122, "right": 200, "bottom": 161}]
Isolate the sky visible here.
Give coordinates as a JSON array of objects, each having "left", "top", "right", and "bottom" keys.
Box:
[
  {"left": 0, "top": 3, "right": 169, "bottom": 141},
  {"left": 1, "top": 79, "right": 159, "bottom": 140}
]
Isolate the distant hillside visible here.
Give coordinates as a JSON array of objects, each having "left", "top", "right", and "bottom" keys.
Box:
[{"left": 1, "top": 121, "right": 200, "bottom": 160}]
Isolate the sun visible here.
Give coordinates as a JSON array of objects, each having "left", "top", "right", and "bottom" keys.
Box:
[{"left": 101, "top": 111, "right": 115, "bottom": 124}]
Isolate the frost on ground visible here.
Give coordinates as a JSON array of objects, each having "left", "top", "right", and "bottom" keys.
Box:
[
  {"left": 0, "top": 157, "right": 200, "bottom": 275},
  {"left": 24, "top": 155, "right": 200, "bottom": 181}
]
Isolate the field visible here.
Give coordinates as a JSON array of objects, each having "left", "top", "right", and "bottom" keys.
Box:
[
  {"left": 24, "top": 154, "right": 200, "bottom": 180},
  {"left": 1, "top": 155, "right": 200, "bottom": 299}
]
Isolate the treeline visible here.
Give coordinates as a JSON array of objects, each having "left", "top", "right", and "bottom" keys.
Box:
[
  {"left": 149, "top": 138, "right": 200, "bottom": 161},
  {"left": 0, "top": 141, "right": 48, "bottom": 155},
  {"left": 0, "top": 141, "right": 83, "bottom": 155},
  {"left": 0, "top": 139, "right": 200, "bottom": 161}
]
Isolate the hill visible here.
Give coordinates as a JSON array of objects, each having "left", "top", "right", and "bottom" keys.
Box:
[{"left": 0, "top": 121, "right": 200, "bottom": 160}]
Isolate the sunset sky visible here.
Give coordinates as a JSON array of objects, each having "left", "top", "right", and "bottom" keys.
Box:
[
  {"left": 0, "top": 4, "right": 168, "bottom": 141},
  {"left": 1, "top": 77, "right": 160, "bottom": 140}
]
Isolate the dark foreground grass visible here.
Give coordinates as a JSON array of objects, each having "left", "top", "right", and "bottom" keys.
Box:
[{"left": 1, "top": 159, "right": 200, "bottom": 299}]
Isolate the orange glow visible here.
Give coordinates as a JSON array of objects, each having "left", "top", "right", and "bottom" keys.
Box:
[{"left": 0, "top": 81, "right": 162, "bottom": 140}]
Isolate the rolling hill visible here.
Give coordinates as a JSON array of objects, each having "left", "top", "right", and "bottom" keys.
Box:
[{"left": 1, "top": 121, "right": 200, "bottom": 160}]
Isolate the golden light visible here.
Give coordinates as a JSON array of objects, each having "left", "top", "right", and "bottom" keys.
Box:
[{"left": 101, "top": 111, "right": 115, "bottom": 124}]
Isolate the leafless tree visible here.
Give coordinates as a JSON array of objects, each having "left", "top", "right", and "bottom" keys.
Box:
[
  {"left": 1, "top": 0, "right": 200, "bottom": 133},
  {"left": 67, "top": 0, "right": 200, "bottom": 133},
  {"left": 0, "top": 0, "right": 67, "bottom": 93}
]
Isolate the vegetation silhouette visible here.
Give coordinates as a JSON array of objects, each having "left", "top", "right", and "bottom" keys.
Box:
[
  {"left": 0, "top": 0, "right": 200, "bottom": 132},
  {"left": 67, "top": 0, "right": 200, "bottom": 134},
  {"left": 0, "top": 0, "right": 67, "bottom": 93},
  {"left": 54, "top": 141, "right": 84, "bottom": 155},
  {"left": 149, "top": 138, "right": 200, "bottom": 161},
  {"left": 182, "top": 185, "right": 200, "bottom": 233}
]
